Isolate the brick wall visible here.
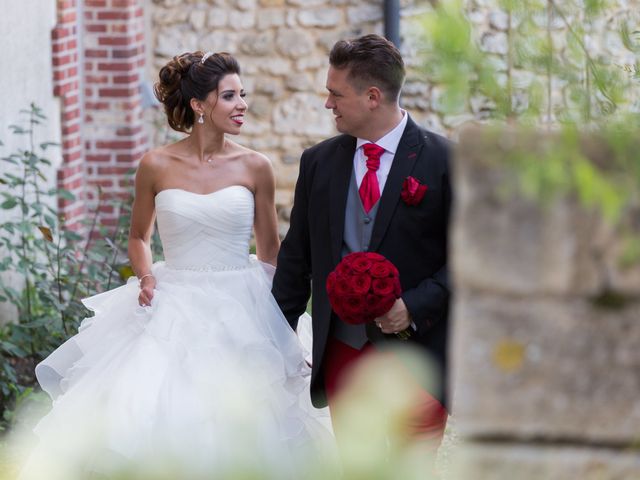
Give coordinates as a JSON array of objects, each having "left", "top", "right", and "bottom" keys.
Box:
[
  {"left": 52, "top": 0, "right": 84, "bottom": 230},
  {"left": 83, "top": 0, "right": 147, "bottom": 228}
]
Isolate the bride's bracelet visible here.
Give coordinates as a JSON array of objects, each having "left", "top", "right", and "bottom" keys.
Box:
[{"left": 138, "top": 273, "right": 154, "bottom": 288}]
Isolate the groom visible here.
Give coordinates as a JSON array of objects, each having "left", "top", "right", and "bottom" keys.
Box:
[{"left": 272, "top": 34, "right": 452, "bottom": 445}]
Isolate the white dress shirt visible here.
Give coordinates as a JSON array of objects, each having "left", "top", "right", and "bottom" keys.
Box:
[{"left": 354, "top": 110, "right": 408, "bottom": 192}]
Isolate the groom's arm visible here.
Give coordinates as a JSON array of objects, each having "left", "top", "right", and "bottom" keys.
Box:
[
  {"left": 401, "top": 264, "right": 449, "bottom": 335},
  {"left": 401, "top": 142, "right": 453, "bottom": 335},
  {"left": 272, "top": 153, "right": 312, "bottom": 331}
]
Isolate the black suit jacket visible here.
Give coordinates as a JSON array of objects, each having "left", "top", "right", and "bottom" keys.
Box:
[{"left": 272, "top": 117, "right": 452, "bottom": 409}]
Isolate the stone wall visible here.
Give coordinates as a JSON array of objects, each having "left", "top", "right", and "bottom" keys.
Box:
[
  {"left": 147, "top": 0, "right": 638, "bottom": 235},
  {"left": 147, "top": 0, "right": 435, "bottom": 234},
  {"left": 450, "top": 127, "right": 640, "bottom": 479}
]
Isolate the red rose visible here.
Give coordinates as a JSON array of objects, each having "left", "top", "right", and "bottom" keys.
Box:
[
  {"left": 364, "top": 252, "right": 386, "bottom": 262},
  {"left": 378, "top": 294, "right": 396, "bottom": 313},
  {"left": 334, "top": 276, "right": 353, "bottom": 295},
  {"left": 336, "top": 261, "right": 352, "bottom": 276},
  {"left": 341, "top": 295, "right": 367, "bottom": 320},
  {"left": 351, "top": 256, "right": 373, "bottom": 273},
  {"left": 401, "top": 176, "right": 427, "bottom": 206},
  {"left": 372, "top": 277, "right": 395, "bottom": 296},
  {"left": 348, "top": 274, "right": 372, "bottom": 295},
  {"left": 341, "top": 253, "right": 359, "bottom": 266},
  {"left": 364, "top": 293, "right": 384, "bottom": 317},
  {"left": 369, "top": 262, "right": 392, "bottom": 278}
]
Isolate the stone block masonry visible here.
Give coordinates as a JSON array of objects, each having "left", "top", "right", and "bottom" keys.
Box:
[{"left": 450, "top": 126, "right": 640, "bottom": 479}]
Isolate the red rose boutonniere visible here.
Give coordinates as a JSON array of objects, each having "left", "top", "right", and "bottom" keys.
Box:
[{"left": 401, "top": 176, "right": 427, "bottom": 206}]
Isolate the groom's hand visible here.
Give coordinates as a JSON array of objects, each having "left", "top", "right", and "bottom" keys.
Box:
[{"left": 375, "top": 298, "right": 412, "bottom": 335}]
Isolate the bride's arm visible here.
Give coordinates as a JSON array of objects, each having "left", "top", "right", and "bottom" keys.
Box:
[
  {"left": 252, "top": 153, "right": 280, "bottom": 267},
  {"left": 128, "top": 154, "right": 157, "bottom": 306}
]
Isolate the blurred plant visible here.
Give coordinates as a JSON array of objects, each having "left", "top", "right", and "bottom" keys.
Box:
[
  {"left": 417, "top": 0, "right": 638, "bottom": 124},
  {"left": 0, "top": 104, "right": 152, "bottom": 431},
  {"left": 416, "top": 0, "right": 640, "bottom": 243}
]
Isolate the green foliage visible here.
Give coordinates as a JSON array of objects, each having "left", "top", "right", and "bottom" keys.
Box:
[
  {"left": 0, "top": 104, "right": 139, "bottom": 431},
  {"left": 417, "top": 0, "right": 640, "bottom": 226},
  {"left": 418, "top": 0, "right": 635, "bottom": 123}
]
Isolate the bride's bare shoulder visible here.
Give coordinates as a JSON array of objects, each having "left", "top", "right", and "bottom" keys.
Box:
[{"left": 227, "top": 141, "right": 271, "bottom": 170}]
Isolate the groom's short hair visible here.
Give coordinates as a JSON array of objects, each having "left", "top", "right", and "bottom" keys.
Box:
[{"left": 329, "top": 34, "right": 405, "bottom": 102}]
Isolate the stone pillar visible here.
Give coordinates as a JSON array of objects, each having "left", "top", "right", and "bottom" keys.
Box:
[
  {"left": 83, "top": 0, "right": 148, "bottom": 227},
  {"left": 53, "top": 0, "right": 85, "bottom": 229},
  {"left": 450, "top": 126, "right": 640, "bottom": 478}
]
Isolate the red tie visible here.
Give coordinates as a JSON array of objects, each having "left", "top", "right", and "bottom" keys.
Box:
[{"left": 359, "top": 143, "right": 385, "bottom": 213}]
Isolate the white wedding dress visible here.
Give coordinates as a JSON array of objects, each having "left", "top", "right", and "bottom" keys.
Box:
[{"left": 18, "top": 186, "right": 332, "bottom": 479}]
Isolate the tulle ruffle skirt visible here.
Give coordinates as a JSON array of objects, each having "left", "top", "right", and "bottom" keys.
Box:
[{"left": 19, "top": 258, "right": 331, "bottom": 478}]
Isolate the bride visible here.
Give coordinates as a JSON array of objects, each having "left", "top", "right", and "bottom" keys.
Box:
[{"left": 18, "top": 51, "right": 332, "bottom": 479}]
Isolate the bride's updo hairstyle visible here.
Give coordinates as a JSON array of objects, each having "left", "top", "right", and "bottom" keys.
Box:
[{"left": 154, "top": 51, "right": 240, "bottom": 133}]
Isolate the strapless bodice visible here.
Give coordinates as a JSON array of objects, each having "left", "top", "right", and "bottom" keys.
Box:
[{"left": 154, "top": 186, "right": 254, "bottom": 270}]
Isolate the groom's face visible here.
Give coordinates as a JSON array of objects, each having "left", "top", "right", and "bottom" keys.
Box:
[{"left": 325, "top": 66, "right": 371, "bottom": 138}]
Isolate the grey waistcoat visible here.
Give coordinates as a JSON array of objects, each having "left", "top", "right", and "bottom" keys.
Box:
[{"left": 331, "top": 170, "right": 380, "bottom": 349}]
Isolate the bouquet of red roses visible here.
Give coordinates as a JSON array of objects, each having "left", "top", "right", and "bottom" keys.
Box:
[{"left": 326, "top": 252, "right": 410, "bottom": 339}]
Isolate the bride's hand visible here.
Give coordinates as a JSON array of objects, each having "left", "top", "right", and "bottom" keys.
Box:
[{"left": 138, "top": 275, "right": 156, "bottom": 307}]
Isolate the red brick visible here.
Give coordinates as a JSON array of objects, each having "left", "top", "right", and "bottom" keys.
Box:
[
  {"left": 52, "top": 27, "right": 71, "bottom": 41},
  {"left": 61, "top": 176, "right": 85, "bottom": 191},
  {"left": 115, "top": 125, "right": 142, "bottom": 137},
  {"left": 58, "top": 164, "right": 84, "bottom": 177},
  {"left": 58, "top": 0, "right": 76, "bottom": 10},
  {"left": 112, "top": 0, "right": 137, "bottom": 7},
  {"left": 86, "top": 101, "right": 110, "bottom": 110},
  {"left": 98, "top": 204, "right": 114, "bottom": 214},
  {"left": 60, "top": 11, "right": 76, "bottom": 23},
  {"left": 94, "top": 179, "right": 114, "bottom": 188},
  {"left": 110, "top": 24, "right": 129, "bottom": 34},
  {"left": 63, "top": 109, "right": 81, "bottom": 122},
  {"left": 62, "top": 123, "right": 80, "bottom": 135},
  {"left": 86, "top": 49, "right": 108, "bottom": 58},
  {"left": 62, "top": 136, "right": 81, "bottom": 149},
  {"left": 53, "top": 70, "right": 68, "bottom": 81},
  {"left": 62, "top": 150, "right": 83, "bottom": 163},
  {"left": 98, "top": 36, "right": 131, "bottom": 46},
  {"left": 97, "top": 11, "right": 132, "bottom": 21},
  {"left": 97, "top": 166, "right": 132, "bottom": 175},
  {"left": 113, "top": 47, "right": 140, "bottom": 59},
  {"left": 63, "top": 95, "right": 80, "bottom": 107},
  {"left": 85, "top": 74, "right": 110, "bottom": 83},
  {"left": 96, "top": 140, "right": 136, "bottom": 150},
  {"left": 97, "top": 62, "right": 135, "bottom": 71},
  {"left": 99, "top": 87, "right": 137, "bottom": 97},
  {"left": 113, "top": 73, "right": 139, "bottom": 83},
  {"left": 86, "top": 154, "right": 111, "bottom": 163},
  {"left": 54, "top": 82, "right": 77, "bottom": 96},
  {"left": 86, "top": 0, "right": 107, "bottom": 6},
  {"left": 53, "top": 54, "right": 73, "bottom": 67},
  {"left": 86, "top": 24, "right": 107, "bottom": 33}
]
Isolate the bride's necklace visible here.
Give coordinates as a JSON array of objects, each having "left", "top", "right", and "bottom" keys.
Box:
[{"left": 201, "top": 140, "right": 226, "bottom": 166}]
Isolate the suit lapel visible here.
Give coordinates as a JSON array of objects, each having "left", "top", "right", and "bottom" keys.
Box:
[
  {"left": 329, "top": 136, "right": 356, "bottom": 265},
  {"left": 368, "top": 118, "right": 422, "bottom": 252}
]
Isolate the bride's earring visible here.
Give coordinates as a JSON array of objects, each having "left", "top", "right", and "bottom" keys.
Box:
[{"left": 197, "top": 113, "right": 204, "bottom": 124}]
